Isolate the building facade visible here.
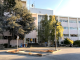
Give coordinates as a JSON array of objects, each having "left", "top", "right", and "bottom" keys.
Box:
[
  {"left": 56, "top": 16, "right": 80, "bottom": 41},
  {"left": 24, "top": 8, "right": 53, "bottom": 44},
  {"left": 24, "top": 8, "right": 80, "bottom": 44}
]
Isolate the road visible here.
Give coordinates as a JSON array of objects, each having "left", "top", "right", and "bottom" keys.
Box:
[{"left": 0, "top": 47, "right": 80, "bottom": 60}]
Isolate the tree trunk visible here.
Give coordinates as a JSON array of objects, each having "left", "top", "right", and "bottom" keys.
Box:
[{"left": 8, "top": 36, "right": 11, "bottom": 48}]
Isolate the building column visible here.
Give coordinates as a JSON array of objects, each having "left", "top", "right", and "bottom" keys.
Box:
[
  {"left": 48, "top": 15, "right": 49, "bottom": 20},
  {"left": 77, "top": 18, "right": 79, "bottom": 40},
  {"left": 37, "top": 13, "right": 38, "bottom": 43},
  {"left": 58, "top": 16, "right": 59, "bottom": 22},
  {"left": 68, "top": 17, "right": 70, "bottom": 38}
]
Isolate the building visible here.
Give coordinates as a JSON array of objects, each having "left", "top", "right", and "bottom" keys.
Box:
[
  {"left": 24, "top": 8, "right": 54, "bottom": 44},
  {"left": 24, "top": 7, "right": 80, "bottom": 45},
  {"left": 56, "top": 16, "right": 80, "bottom": 41}
]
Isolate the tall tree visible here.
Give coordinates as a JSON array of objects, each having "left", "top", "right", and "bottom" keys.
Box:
[
  {"left": 38, "top": 15, "right": 64, "bottom": 44},
  {"left": 5, "top": 0, "right": 35, "bottom": 47},
  {"left": 38, "top": 15, "right": 50, "bottom": 42},
  {"left": 0, "top": 0, "right": 35, "bottom": 47}
]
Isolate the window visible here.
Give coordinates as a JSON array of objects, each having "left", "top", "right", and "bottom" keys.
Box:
[
  {"left": 79, "top": 28, "right": 80, "bottom": 30},
  {"left": 0, "top": 36, "right": 8, "bottom": 39},
  {"left": 64, "top": 27, "right": 68, "bottom": 29},
  {"left": 64, "top": 34, "right": 69, "bottom": 37},
  {"left": 60, "top": 19, "right": 68, "bottom": 22},
  {"left": 70, "top": 27, "right": 77, "bottom": 30},
  {"left": 69, "top": 20, "right": 77, "bottom": 23},
  {"left": 78, "top": 21, "right": 80, "bottom": 23},
  {"left": 70, "top": 34, "right": 78, "bottom": 37}
]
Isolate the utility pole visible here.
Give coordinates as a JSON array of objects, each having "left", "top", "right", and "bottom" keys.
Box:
[
  {"left": 54, "top": 25, "right": 59, "bottom": 51},
  {"left": 55, "top": 26, "right": 57, "bottom": 50}
]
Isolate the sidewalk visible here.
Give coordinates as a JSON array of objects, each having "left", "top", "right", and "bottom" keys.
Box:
[{"left": 0, "top": 47, "right": 78, "bottom": 52}]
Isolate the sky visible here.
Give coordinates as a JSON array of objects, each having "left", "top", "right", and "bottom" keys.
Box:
[{"left": 22, "top": 0, "right": 80, "bottom": 17}]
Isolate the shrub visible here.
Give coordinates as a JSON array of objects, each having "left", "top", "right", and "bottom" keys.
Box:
[
  {"left": 73, "top": 40, "right": 80, "bottom": 47},
  {"left": 3, "top": 43, "right": 8, "bottom": 48},
  {"left": 64, "top": 38, "right": 74, "bottom": 45}
]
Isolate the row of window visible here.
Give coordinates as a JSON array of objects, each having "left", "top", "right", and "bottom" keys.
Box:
[
  {"left": 64, "top": 34, "right": 78, "bottom": 37},
  {"left": 64, "top": 27, "right": 78, "bottom": 30},
  {"left": 59, "top": 20, "right": 80, "bottom": 23}
]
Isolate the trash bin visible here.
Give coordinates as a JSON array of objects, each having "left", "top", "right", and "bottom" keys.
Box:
[
  {"left": 24, "top": 44, "right": 25, "bottom": 47},
  {"left": 20, "top": 43, "right": 22, "bottom": 47}
]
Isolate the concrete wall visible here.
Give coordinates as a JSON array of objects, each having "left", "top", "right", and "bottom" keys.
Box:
[
  {"left": 21, "top": 1, "right": 26, "bottom": 7},
  {"left": 0, "top": 40, "right": 24, "bottom": 47},
  {"left": 30, "top": 8, "right": 53, "bottom": 15},
  {"left": 24, "top": 13, "right": 38, "bottom": 44}
]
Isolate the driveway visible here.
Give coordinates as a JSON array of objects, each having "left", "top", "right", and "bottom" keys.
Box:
[{"left": 0, "top": 47, "right": 80, "bottom": 60}]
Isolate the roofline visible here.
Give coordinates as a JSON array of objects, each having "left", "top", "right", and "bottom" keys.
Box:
[
  {"left": 30, "top": 7, "right": 53, "bottom": 11},
  {"left": 55, "top": 15, "right": 80, "bottom": 18},
  {"left": 31, "top": 13, "right": 80, "bottom": 18}
]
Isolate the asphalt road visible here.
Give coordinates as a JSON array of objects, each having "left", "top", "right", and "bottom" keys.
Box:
[{"left": 0, "top": 47, "right": 80, "bottom": 60}]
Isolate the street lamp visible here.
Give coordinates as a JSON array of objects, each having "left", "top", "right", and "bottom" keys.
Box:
[{"left": 54, "top": 25, "right": 59, "bottom": 51}]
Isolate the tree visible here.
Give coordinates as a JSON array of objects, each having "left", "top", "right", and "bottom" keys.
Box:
[
  {"left": 64, "top": 38, "right": 74, "bottom": 45},
  {"left": 38, "top": 15, "right": 50, "bottom": 42},
  {"left": 38, "top": 15, "right": 64, "bottom": 45},
  {"left": 73, "top": 40, "right": 80, "bottom": 47},
  {"left": 0, "top": 0, "right": 35, "bottom": 47},
  {"left": 0, "top": 1, "right": 5, "bottom": 36}
]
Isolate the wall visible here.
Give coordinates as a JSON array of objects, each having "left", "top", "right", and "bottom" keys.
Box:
[
  {"left": 30, "top": 8, "right": 53, "bottom": 15},
  {"left": 0, "top": 40, "right": 24, "bottom": 47}
]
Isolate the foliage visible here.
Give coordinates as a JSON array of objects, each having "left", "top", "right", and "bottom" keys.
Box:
[
  {"left": 64, "top": 38, "right": 74, "bottom": 45},
  {"left": 38, "top": 15, "right": 64, "bottom": 42},
  {"left": 4, "top": 0, "right": 35, "bottom": 39},
  {"left": 4, "top": 0, "right": 16, "bottom": 9},
  {"left": 73, "top": 40, "right": 80, "bottom": 47},
  {"left": 38, "top": 15, "right": 50, "bottom": 42},
  {"left": 49, "top": 15, "right": 64, "bottom": 41}
]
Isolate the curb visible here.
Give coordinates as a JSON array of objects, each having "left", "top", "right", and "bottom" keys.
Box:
[{"left": 52, "top": 49, "right": 61, "bottom": 53}]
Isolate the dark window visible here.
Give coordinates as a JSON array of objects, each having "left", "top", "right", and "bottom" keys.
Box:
[
  {"left": 70, "top": 34, "right": 78, "bottom": 37},
  {"left": 3, "top": 36, "right": 7, "bottom": 39}
]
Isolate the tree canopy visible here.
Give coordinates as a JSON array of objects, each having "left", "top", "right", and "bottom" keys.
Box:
[
  {"left": 38, "top": 15, "right": 64, "bottom": 42},
  {"left": 0, "top": 0, "right": 35, "bottom": 39}
]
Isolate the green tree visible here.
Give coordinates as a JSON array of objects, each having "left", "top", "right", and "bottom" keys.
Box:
[
  {"left": 38, "top": 15, "right": 64, "bottom": 44},
  {"left": 64, "top": 38, "right": 74, "bottom": 45},
  {"left": 73, "top": 40, "right": 80, "bottom": 47},
  {"left": 0, "top": 0, "right": 35, "bottom": 47},
  {"left": 38, "top": 15, "right": 50, "bottom": 42}
]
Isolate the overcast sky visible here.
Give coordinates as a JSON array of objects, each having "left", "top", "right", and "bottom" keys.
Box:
[{"left": 22, "top": 0, "right": 80, "bottom": 17}]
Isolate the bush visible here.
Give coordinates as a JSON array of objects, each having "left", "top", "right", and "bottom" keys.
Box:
[
  {"left": 3, "top": 43, "right": 8, "bottom": 48},
  {"left": 64, "top": 38, "right": 74, "bottom": 45},
  {"left": 73, "top": 40, "right": 80, "bottom": 47}
]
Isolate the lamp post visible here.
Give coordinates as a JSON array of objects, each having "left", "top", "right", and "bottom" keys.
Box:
[{"left": 54, "top": 25, "right": 59, "bottom": 51}]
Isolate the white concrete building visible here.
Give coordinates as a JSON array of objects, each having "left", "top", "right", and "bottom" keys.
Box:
[
  {"left": 24, "top": 7, "right": 80, "bottom": 44},
  {"left": 56, "top": 16, "right": 80, "bottom": 41}
]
